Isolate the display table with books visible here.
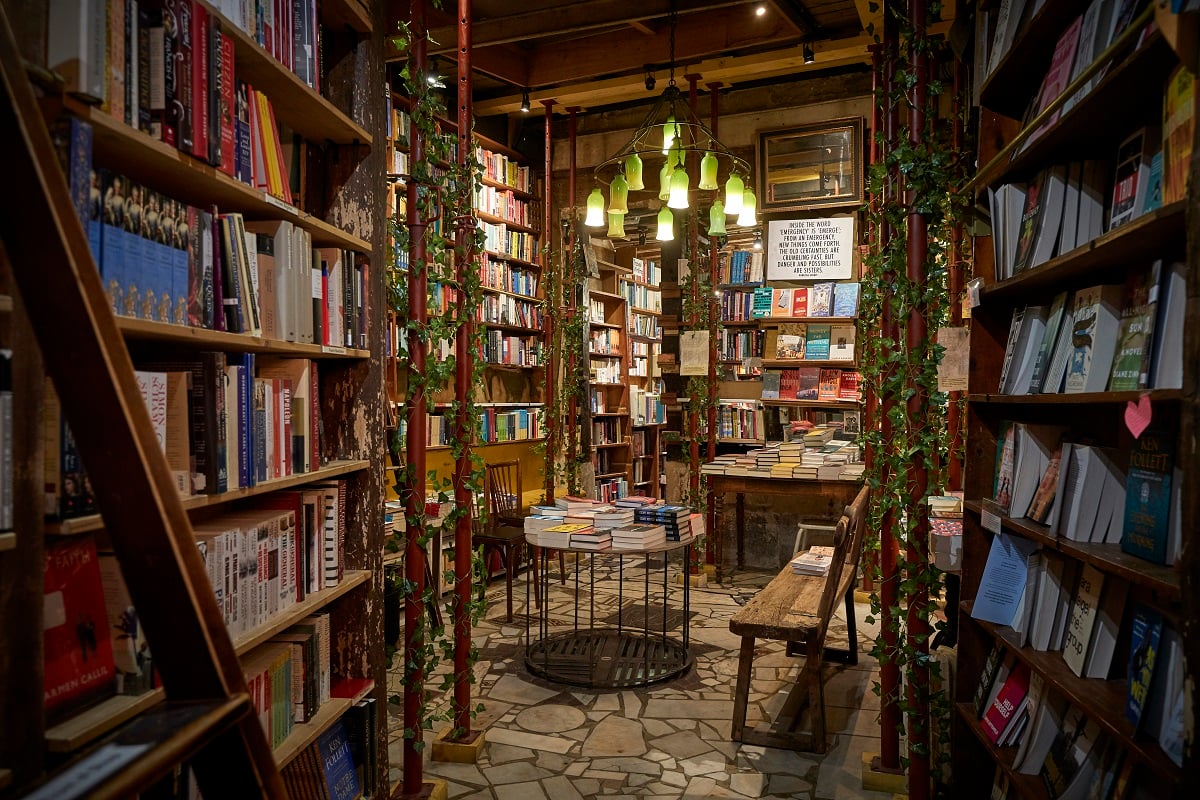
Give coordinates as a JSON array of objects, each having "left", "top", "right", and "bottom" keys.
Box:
[{"left": 522, "top": 496, "right": 696, "bottom": 689}]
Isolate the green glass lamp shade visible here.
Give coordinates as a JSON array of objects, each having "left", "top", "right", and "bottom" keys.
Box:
[
  {"left": 724, "top": 172, "right": 745, "bottom": 215},
  {"left": 708, "top": 199, "right": 727, "bottom": 236},
  {"left": 671, "top": 142, "right": 686, "bottom": 169},
  {"left": 625, "top": 153, "right": 645, "bottom": 190},
  {"left": 658, "top": 162, "right": 673, "bottom": 201},
  {"left": 668, "top": 167, "right": 690, "bottom": 209},
  {"left": 607, "top": 211, "right": 626, "bottom": 238},
  {"left": 585, "top": 186, "right": 605, "bottom": 227},
  {"left": 662, "top": 116, "right": 678, "bottom": 154},
  {"left": 609, "top": 173, "right": 630, "bottom": 213},
  {"left": 699, "top": 151, "right": 718, "bottom": 190},
  {"left": 736, "top": 188, "right": 758, "bottom": 227},
  {"left": 656, "top": 206, "right": 674, "bottom": 241}
]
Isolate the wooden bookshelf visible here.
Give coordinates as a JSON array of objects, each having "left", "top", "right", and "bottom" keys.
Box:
[
  {"left": 45, "top": 689, "right": 167, "bottom": 753},
  {"left": 0, "top": 532, "right": 14, "bottom": 551},
  {"left": 274, "top": 677, "right": 376, "bottom": 768},
  {"left": 231, "top": 570, "right": 371, "bottom": 654},
  {"left": 45, "top": 460, "right": 371, "bottom": 535},
  {"left": 116, "top": 317, "right": 371, "bottom": 358}
]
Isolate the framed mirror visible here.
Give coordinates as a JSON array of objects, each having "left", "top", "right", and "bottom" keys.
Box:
[{"left": 757, "top": 117, "right": 864, "bottom": 213}]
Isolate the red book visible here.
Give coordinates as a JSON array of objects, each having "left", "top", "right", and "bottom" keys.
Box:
[
  {"left": 981, "top": 661, "right": 1031, "bottom": 743},
  {"left": 818, "top": 369, "right": 841, "bottom": 401},
  {"left": 838, "top": 370, "right": 862, "bottom": 401},
  {"left": 218, "top": 26, "right": 237, "bottom": 176},
  {"left": 309, "top": 360, "right": 320, "bottom": 471},
  {"left": 44, "top": 537, "right": 116, "bottom": 716},
  {"left": 191, "top": 2, "right": 209, "bottom": 161},
  {"left": 792, "top": 287, "right": 809, "bottom": 317}
]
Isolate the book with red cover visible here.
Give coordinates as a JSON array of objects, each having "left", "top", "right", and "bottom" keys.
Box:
[
  {"left": 191, "top": 2, "right": 210, "bottom": 162},
  {"left": 44, "top": 537, "right": 117, "bottom": 717},
  {"left": 838, "top": 370, "right": 863, "bottom": 401},
  {"left": 982, "top": 661, "right": 1032, "bottom": 744},
  {"left": 791, "top": 287, "right": 809, "bottom": 318},
  {"left": 217, "top": 26, "right": 237, "bottom": 176},
  {"left": 818, "top": 369, "right": 841, "bottom": 401},
  {"left": 1027, "top": 15, "right": 1083, "bottom": 146}
]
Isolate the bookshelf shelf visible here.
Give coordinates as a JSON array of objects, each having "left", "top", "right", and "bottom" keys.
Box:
[
  {"left": 475, "top": 210, "right": 538, "bottom": 235},
  {"left": 116, "top": 317, "right": 370, "bottom": 358},
  {"left": 962, "top": 606, "right": 1182, "bottom": 781},
  {"left": 45, "top": 460, "right": 371, "bottom": 535},
  {"left": 68, "top": 101, "right": 370, "bottom": 250},
  {"left": 954, "top": 704, "right": 1048, "bottom": 800},
  {"left": 481, "top": 285, "right": 539, "bottom": 301},
  {"left": 760, "top": 359, "right": 857, "bottom": 369},
  {"left": 416, "top": 438, "right": 546, "bottom": 452},
  {"left": 967, "top": 388, "right": 1183, "bottom": 406},
  {"left": 594, "top": 442, "right": 630, "bottom": 449},
  {"left": 759, "top": 398, "right": 861, "bottom": 409},
  {"left": 232, "top": 570, "right": 372, "bottom": 655},
  {"left": 202, "top": 0, "right": 371, "bottom": 145},
  {"left": 482, "top": 249, "right": 540, "bottom": 269},
  {"left": 980, "top": 201, "right": 1185, "bottom": 303},
  {"left": 479, "top": 175, "right": 536, "bottom": 200},
  {"left": 274, "top": 698, "right": 352, "bottom": 768},
  {"left": 0, "top": 532, "right": 14, "bottom": 551},
  {"left": 45, "top": 688, "right": 167, "bottom": 753},
  {"left": 590, "top": 321, "right": 622, "bottom": 330},
  {"left": 483, "top": 321, "right": 543, "bottom": 335}
]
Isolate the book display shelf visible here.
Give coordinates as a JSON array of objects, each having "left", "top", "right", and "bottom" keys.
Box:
[
  {"left": 384, "top": 92, "right": 545, "bottom": 498},
  {"left": 0, "top": 2, "right": 386, "bottom": 796},
  {"left": 956, "top": 2, "right": 1193, "bottom": 797}
]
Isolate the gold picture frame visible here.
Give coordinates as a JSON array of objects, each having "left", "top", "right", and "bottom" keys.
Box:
[{"left": 757, "top": 117, "right": 864, "bottom": 212}]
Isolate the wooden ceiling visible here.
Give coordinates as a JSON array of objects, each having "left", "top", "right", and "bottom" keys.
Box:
[{"left": 386, "top": 0, "right": 918, "bottom": 117}]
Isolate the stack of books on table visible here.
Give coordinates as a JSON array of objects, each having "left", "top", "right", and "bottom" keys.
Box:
[
  {"left": 525, "top": 515, "right": 566, "bottom": 536},
  {"left": 701, "top": 456, "right": 738, "bottom": 475},
  {"left": 528, "top": 504, "right": 566, "bottom": 520},
  {"left": 556, "top": 495, "right": 601, "bottom": 513},
  {"left": 790, "top": 546, "right": 837, "bottom": 576},
  {"left": 635, "top": 505, "right": 693, "bottom": 543},
  {"left": 615, "top": 496, "right": 657, "bottom": 509},
  {"left": 593, "top": 506, "right": 636, "bottom": 531},
  {"left": 611, "top": 523, "right": 668, "bottom": 551},
  {"left": 528, "top": 522, "right": 593, "bottom": 548},
  {"left": 570, "top": 526, "right": 612, "bottom": 551}
]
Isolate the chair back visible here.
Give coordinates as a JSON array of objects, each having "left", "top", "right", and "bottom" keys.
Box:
[{"left": 485, "top": 460, "right": 523, "bottom": 526}]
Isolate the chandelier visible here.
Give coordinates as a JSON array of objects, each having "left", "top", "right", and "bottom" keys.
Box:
[{"left": 584, "top": 1, "right": 757, "bottom": 241}]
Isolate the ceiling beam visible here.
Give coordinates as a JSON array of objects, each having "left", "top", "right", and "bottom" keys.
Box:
[
  {"left": 770, "top": 0, "right": 822, "bottom": 36},
  {"left": 476, "top": 34, "right": 874, "bottom": 115},
  {"left": 425, "top": 0, "right": 756, "bottom": 54}
]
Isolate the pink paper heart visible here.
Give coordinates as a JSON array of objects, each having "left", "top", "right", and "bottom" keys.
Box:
[{"left": 1125, "top": 394, "right": 1153, "bottom": 440}]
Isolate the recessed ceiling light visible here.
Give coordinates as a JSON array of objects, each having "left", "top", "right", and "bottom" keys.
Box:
[{"left": 755, "top": 4, "right": 766, "bottom": 16}]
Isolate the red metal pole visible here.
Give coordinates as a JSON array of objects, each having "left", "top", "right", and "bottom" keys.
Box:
[
  {"left": 948, "top": 56, "right": 965, "bottom": 493},
  {"left": 861, "top": 44, "right": 881, "bottom": 595},
  {"left": 877, "top": 0, "right": 903, "bottom": 776},
  {"left": 542, "top": 100, "right": 556, "bottom": 504},
  {"left": 403, "top": 0, "right": 429, "bottom": 793},
  {"left": 906, "top": 1, "right": 931, "bottom": 796},
  {"left": 567, "top": 107, "right": 579, "bottom": 491},
  {"left": 686, "top": 76, "right": 700, "bottom": 509},
  {"left": 705, "top": 81, "right": 721, "bottom": 568},
  {"left": 452, "top": 0, "right": 475, "bottom": 742}
]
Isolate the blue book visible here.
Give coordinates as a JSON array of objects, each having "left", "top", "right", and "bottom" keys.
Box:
[
  {"left": 1121, "top": 429, "right": 1175, "bottom": 564},
  {"left": 1142, "top": 150, "right": 1163, "bottom": 214},
  {"left": 804, "top": 324, "right": 832, "bottom": 360},
  {"left": 1126, "top": 608, "right": 1163, "bottom": 730},
  {"left": 832, "top": 282, "right": 861, "bottom": 317},
  {"left": 315, "top": 718, "right": 361, "bottom": 800}
]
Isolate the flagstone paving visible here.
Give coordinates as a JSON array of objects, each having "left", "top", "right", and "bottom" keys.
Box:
[{"left": 387, "top": 558, "right": 899, "bottom": 799}]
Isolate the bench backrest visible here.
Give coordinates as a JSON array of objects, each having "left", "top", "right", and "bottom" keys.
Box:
[{"left": 813, "top": 485, "right": 870, "bottom": 642}]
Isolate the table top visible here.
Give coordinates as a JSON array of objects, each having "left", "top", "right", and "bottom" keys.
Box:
[{"left": 532, "top": 538, "right": 693, "bottom": 556}]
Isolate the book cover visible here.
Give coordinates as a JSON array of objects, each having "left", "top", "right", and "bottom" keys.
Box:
[
  {"left": 1063, "top": 284, "right": 1122, "bottom": 394},
  {"left": 992, "top": 421, "right": 1017, "bottom": 512},
  {"left": 982, "top": 661, "right": 1031, "bottom": 744},
  {"left": 1024, "top": 441, "right": 1063, "bottom": 524},
  {"left": 761, "top": 371, "right": 782, "bottom": 400},
  {"left": 1121, "top": 428, "right": 1176, "bottom": 564},
  {"left": 804, "top": 324, "right": 832, "bottom": 360},
  {"left": 809, "top": 282, "right": 834, "bottom": 317},
  {"left": 837, "top": 370, "right": 862, "bottom": 401},
  {"left": 1026, "top": 15, "right": 1083, "bottom": 145},
  {"left": 775, "top": 323, "right": 806, "bottom": 360},
  {"left": 973, "top": 644, "right": 1006, "bottom": 718},
  {"left": 1028, "top": 291, "right": 1070, "bottom": 393},
  {"left": 44, "top": 536, "right": 116, "bottom": 716},
  {"left": 771, "top": 288, "right": 792, "bottom": 317},
  {"left": 971, "top": 533, "right": 1039, "bottom": 626},
  {"left": 1011, "top": 169, "right": 1048, "bottom": 273},
  {"left": 1143, "top": 149, "right": 1163, "bottom": 214},
  {"left": 1110, "top": 127, "right": 1154, "bottom": 229},
  {"left": 1041, "top": 706, "right": 1101, "bottom": 799},
  {"left": 791, "top": 287, "right": 809, "bottom": 317},
  {"left": 1062, "top": 563, "right": 1105, "bottom": 677},
  {"left": 98, "top": 553, "right": 154, "bottom": 695},
  {"left": 1162, "top": 64, "right": 1195, "bottom": 205},
  {"left": 832, "top": 282, "right": 860, "bottom": 317},
  {"left": 828, "top": 324, "right": 855, "bottom": 362},
  {"left": 1126, "top": 607, "right": 1163, "bottom": 730},
  {"left": 751, "top": 286, "right": 774, "bottom": 318},
  {"left": 817, "top": 369, "right": 841, "bottom": 401},
  {"left": 796, "top": 367, "right": 821, "bottom": 400},
  {"left": 1107, "top": 262, "right": 1161, "bottom": 391}
]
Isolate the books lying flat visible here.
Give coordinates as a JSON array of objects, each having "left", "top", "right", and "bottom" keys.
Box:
[
  {"left": 528, "top": 522, "right": 594, "bottom": 548},
  {"left": 790, "top": 545, "right": 836, "bottom": 576},
  {"left": 570, "top": 531, "right": 612, "bottom": 550},
  {"left": 610, "top": 523, "right": 668, "bottom": 551}
]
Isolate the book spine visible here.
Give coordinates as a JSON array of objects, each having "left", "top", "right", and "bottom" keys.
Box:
[
  {"left": 176, "top": 0, "right": 193, "bottom": 153},
  {"left": 192, "top": 2, "right": 210, "bottom": 161}
]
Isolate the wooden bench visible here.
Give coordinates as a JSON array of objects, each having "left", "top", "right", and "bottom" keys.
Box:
[{"left": 728, "top": 485, "right": 869, "bottom": 753}]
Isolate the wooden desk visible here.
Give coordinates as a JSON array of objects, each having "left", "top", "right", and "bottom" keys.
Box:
[{"left": 705, "top": 475, "right": 861, "bottom": 582}]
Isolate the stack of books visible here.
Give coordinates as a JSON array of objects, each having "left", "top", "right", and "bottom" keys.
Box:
[
  {"left": 593, "top": 506, "right": 636, "bottom": 531},
  {"left": 790, "top": 545, "right": 837, "bottom": 576},
  {"left": 611, "top": 523, "right": 668, "bottom": 551},
  {"left": 528, "top": 522, "right": 593, "bottom": 548},
  {"left": 701, "top": 439, "right": 864, "bottom": 481},
  {"left": 635, "top": 505, "right": 693, "bottom": 543},
  {"left": 569, "top": 527, "right": 612, "bottom": 551},
  {"left": 615, "top": 496, "right": 657, "bottom": 510}
]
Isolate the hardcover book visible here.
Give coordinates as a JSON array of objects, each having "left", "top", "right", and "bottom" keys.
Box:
[
  {"left": 1120, "top": 428, "right": 1176, "bottom": 564},
  {"left": 775, "top": 324, "right": 806, "bottom": 360},
  {"left": 804, "top": 324, "right": 832, "bottom": 360},
  {"left": 828, "top": 324, "right": 856, "bottom": 362},
  {"left": 832, "top": 282, "right": 860, "bottom": 317},
  {"left": 808, "top": 282, "right": 834, "bottom": 317},
  {"left": 1126, "top": 607, "right": 1163, "bottom": 730},
  {"left": 817, "top": 369, "right": 841, "bottom": 401},
  {"left": 771, "top": 288, "right": 792, "bottom": 317},
  {"left": 44, "top": 536, "right": 116, "bottom": 716},
  {"left": 796, "top": 367, "right": 821, "bottom": 400},
  {"left": 791, "top": 287, "right": 809, "bottom": 317},
  {"left": 1107, "top": 262, "right": 1161, "bottom": 391},
  {"left": 761, "top": 371, "right": 782, "bottom": 400},
  {"left": 1162, "top": 63, "right": 1195, "bottom": 205},
  {"left": 1062, "top": 284, "right": 1123, "bottom": 394}
]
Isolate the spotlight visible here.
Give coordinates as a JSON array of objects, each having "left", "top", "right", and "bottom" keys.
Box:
[
  {"left": 521, "top": 90, "right": 530, "bottom": 113},
  {"left": 755, "top": 4, "right": 766, "bottom": 16},
  {"left": 645, "top": 71, "right": 656, "bottom": 92},
  {"left": 803, "top": 42, "right": 815, "bottom": 65},
  {"left": 426, "top": 73, "right": 445, "bottom": 87},
  {"left": 752, "top": 229, "right": 763, "bottom": 250},
  {"left": 637, "top": 226, "right": 648, "bottom": 246}
]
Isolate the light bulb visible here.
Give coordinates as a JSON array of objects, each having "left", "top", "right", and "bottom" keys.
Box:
[
  {"left": 724, "top": 173, "right": 744, "bottom": 215},
  {"left": 662, "top": 116, "right": 677, "bottom": 154},
  {"left": 699, "top": 151, "right": 718, "bottom": 190},
  {"left": 656, "top": 207, "right": 674, "bottom": 241},
  {"left": 658, "top": 162, "right": 673, "bottom": 201},
  {"left": 585, "top": 187, "right": 605, "bottom": 227},
  {"left": 607, "top": 211, "right": 626, "bottom": 238},
  {"left": 709, "top": 199, "right": 726, "bottom": 236},
  {"left": 736, "top": 188, "right": 757, "bottom": 227},
  {"left": 668, "top": 168, "right": 690, "bottom": 209},
  {"left": 609, "top": 173, "right": 629, "bottom": 214},
  {"left": 625, "top": 153, "right": 644, "bottom": 190}
]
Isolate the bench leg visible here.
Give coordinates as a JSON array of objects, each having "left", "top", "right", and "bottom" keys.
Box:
[
  {"left": 731, "top": 636, "right": 755, "bottom": 742},
  {"left": 806, "top": 639, "right": 828, "bottom": 753}
]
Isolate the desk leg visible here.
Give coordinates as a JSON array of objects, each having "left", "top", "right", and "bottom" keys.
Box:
[
  {"left": 713, "top": 490, "right": 725, "bottom": 585},
  {"left": 731, "top": 635, "right": 755, "bottom": 742},
  {"left": 735, "top": 492, "right": 745, "bottom": 572}
]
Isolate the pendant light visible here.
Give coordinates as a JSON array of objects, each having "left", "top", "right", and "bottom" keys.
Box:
[
  {"left": 607, "top": 211, "right": 626, "bottom": 238},
  {"left": 585, "top": 186, "right": 605, "bottom": 227},
  {"left": 658, "top": 162, "right": 673, "bottom": 201},
  {"left": 736, "top": 187, "right": 758, "bottom": 227},
  {"left": 708, "top": 199, "right": 726, "bottom": 236},
  {"left": 656, "top": 207, "right": 674, "bottom": 241},
  {"left": 662, "top": 116, "right": 678, "bottom": 154},
  {"left": 625, "top": 153, "right": 644, "bottom": 190},
  {"left": 724, "top": 172, "right": 744, "bottom": 215},
  {"left": 699, "top": 151, "right": 718, "bottom": 190},
  {"left": 667, "top": 167, "right": 690, "bottom": 209},
  {"left": 608, "top": 172, "right": 629, "bottom": 214}
]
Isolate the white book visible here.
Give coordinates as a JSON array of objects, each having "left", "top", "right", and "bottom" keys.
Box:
[
  {"left": 1150, "top": 261, "right": 1185, "bottom": 389},
  {"left": 1029, "top": 165, "right": 1068, "bottom": 269},
  {"left": 1089, "top": 453, "right": 1124, "bottom": 543},
  {"left": 1144, "top": 626, "right": 1184, "bottom": 759},
  {"left": 1062, "top": 284, "right": 1123, "bottom": 394},
  {"left": 1007, "top": 306, "right": 1050, "bottom": 395},
  {"left": 1004, "top": 183, "right": 1028, "bottom": 280},
  {"left": 1017, "top": 689, "right": 1068, "bottom": 774},
  {"left": 1029, "top": 552, "right": 1066, "bottom": 651},
  {"left": 1075, "top": 159, "right": 1107, "bottom": 248},
  {"left": 1061, "top": 563, "right": 1105, "bottom": 677},
  {"left": 1041, "top": 296, "right": 1078, "bottom": 394},
  {"left": 1083, "top": 577, "right": 1127, "bottom": 679},
  {"left": 1062, "top": 0, "right": 1106, "bottom": 114},
  {"left": 1010, "top": 425, "right": 1054, "bottom": 519},
  {"left": 1005, "top": 550, "right": 1042, "bottom": 647},
  {"left": 988, "top": 0, "right": 1029, "bottom": 77},
  {"left": 1057, "top": 163, "right": 1082, "bottom": 258}
]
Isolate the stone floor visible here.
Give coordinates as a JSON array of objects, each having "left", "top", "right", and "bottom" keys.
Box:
[{"left": 386, "top": 555, "right": 897, "bottom": 800}]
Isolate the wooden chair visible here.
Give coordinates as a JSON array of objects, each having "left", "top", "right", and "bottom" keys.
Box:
[
  {"left": 472, "top": 461, "right": 530, "bottom": 622},
  {"left": 728, "top": 485, "right": 869, "bottom": 752}
]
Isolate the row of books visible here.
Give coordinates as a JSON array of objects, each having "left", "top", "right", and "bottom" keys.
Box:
[
  {"left": 477, "top": 292, "right": 543, "bottom": 330},
  {"left": 620, "top": 280, "right": 662, "bottom": 313},
  {"left": 480, "top": 331, "right": 540, "bottom": 367},
  {"left": 630, "top": 386, "right": 666, "bottom": 426},
  {"left": 592, "top": 417, "right": 624, "bottom": 446},
  {"left": 241, "top": 614, "right": 331, "bottom": 751},
  {"left": 474, "top": 184, "right": 535, "bottom": 228},
  {"left": 588, "top": 298, "right": 611, "bottom": 325},
  {"left": 628, "top": 311, "right": 662, "bottom": 339},
  {"left": 596, "top": 476, "right": 629, "bottom": 503},
  {"left": 481, "top": 254, "right": 539, "bottom": 298},
  {"left": 720, "top": 282, "right": 860, "bottom": 322},
  {"left": 990, "top": 421, "right": 1181, "bottom": 565},
  {"left": 475, "top": 145, "right": 536, "bottom": 194},
  {"left": 628, "top": 352, "right": 657, "bottom": 378},
  {"left": 592, "top": 449, "right": 628, "bottom": 480},
  {"left": 388, "top": 103, "right": 411, "bottom": 146},
  {"left": 590, "top": 360, "right": 622, "bottom": 384},
  {"left": 51, "top": 1, "right": 308, "bottom": 201},
  {"left": 398, "top": 406, "right": 543, "bottom": 447},
  {"left": 720, "top": 248, "right": 766, "bottom": 285},
  {"left": 701, "top": 438, "right": 865, "bottom": 482},
  {"left": 631, "top": 257, "right": 662, "bottom": 286},
  {"left": 713, "top": 401, "right": 761, "bottom": 441},
  {"left": 762, "top": 367, "right": 862, "bottom": 402},
  {"left": 997, "top": 262, "right": 1184, "bottom": 396},
  {"left": 718, "top": 328, "right": 764, "bottom": 362},
  {"left": 630, "top": 340, "right": 653, "bottom": 359},
  {"left": 769, "top": 323, "right": 856, "bottom": 362},
  {"left": 790, "top": 545, "right": 836, "bottom": 576},
  {"left": 590, "top": 328, "right": 622, "bottom": 355},
  {"left": 390, "top": 147, "right": 410, "bottom": 177},
  {"left": 479, "top": 221, "right": 538, "bottom": 263},
  {"left": 974, "top": 610, "right": 1182, "bottom": 800}
]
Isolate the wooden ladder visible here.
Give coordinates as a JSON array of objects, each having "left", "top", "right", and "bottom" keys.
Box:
[{"left": 0, "top": 5, "right": 286, "bottom": 797}]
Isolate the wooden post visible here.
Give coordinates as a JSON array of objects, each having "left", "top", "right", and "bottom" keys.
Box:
[
  {"left": 403, "top": 0, "right": 429, "bottom": 792},
  {"left": 542, "top": 99, "right": 557, "bottom": 504}
]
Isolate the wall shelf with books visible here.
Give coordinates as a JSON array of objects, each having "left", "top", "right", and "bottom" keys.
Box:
[
  {"left": 273, "top": 676, "right": 376, "bottom": 769},
  {"left": 116, "top": 317, "right": 371, "bottom": 359},
  {"left": 958, "top": 4, "right": 1191, "bottom": 795}
]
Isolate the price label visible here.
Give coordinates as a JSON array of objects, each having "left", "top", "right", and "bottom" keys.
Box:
[{"left": 981, "top": 507, "right": 1002, "bottom": 535}]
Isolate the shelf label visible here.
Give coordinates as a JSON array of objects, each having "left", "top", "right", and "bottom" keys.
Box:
[
  {"left": 322, "top": 345, "right": 348, "bottom": 355},
  {"left": 980, "top": 506, "right": 1002, "bottom": 535},
  {"left": 766, "top": 217, "right": 855, "bottom": 280}
]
